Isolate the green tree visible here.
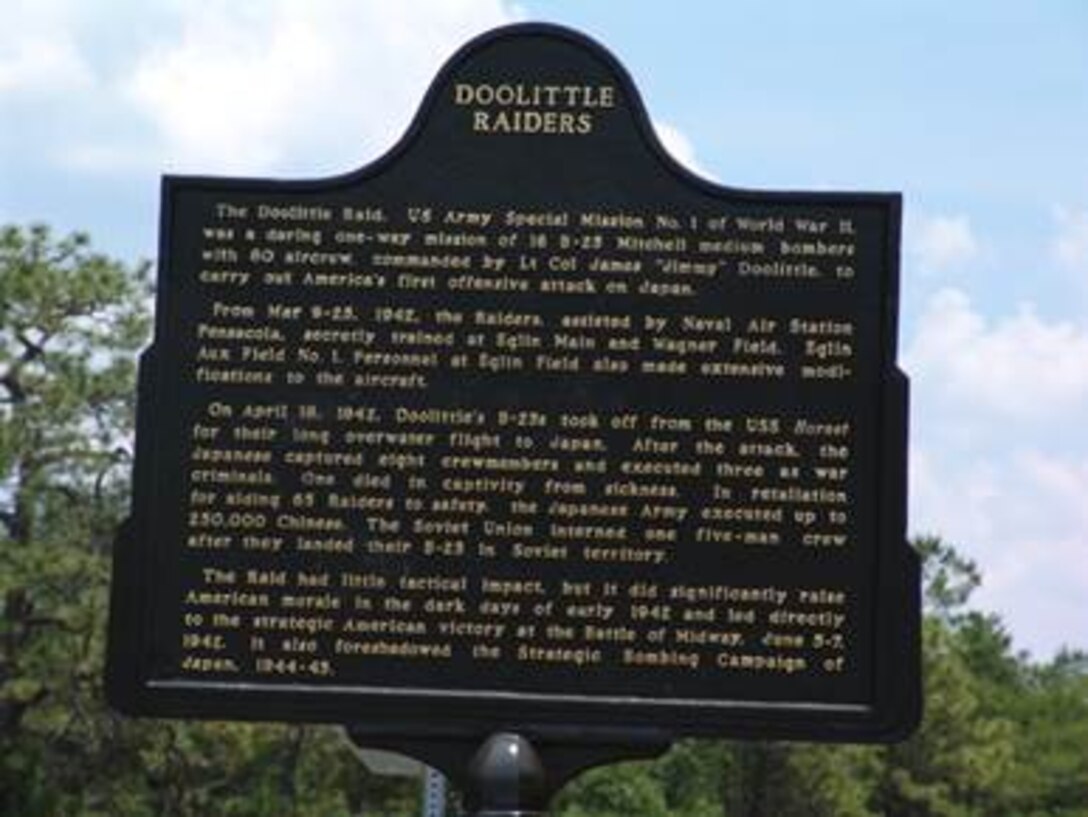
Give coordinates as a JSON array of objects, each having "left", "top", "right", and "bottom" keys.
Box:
[
  {"left": 697, "top": 738, "right": 879, "bottom": 817},
  {"left": 994, "top": 648, "right": 1088, "bottom": 817},
  {"left": 0, "top": 224, "right": 417, "bottom": 817},
  {"left": 873, "top": 617, "right": 1019, "bottom": 817},
  {"left": 1, "top": 223, "right": 151, "bottom": 814},
  {"left": 554, "top": 760, "right": 669, "bottom": 817},
  {"left": 949, "top": 610, "right": 1088, "bottom": 816},
  {"left": 914, "top": 535, "right": 983, "bottom": 621},
  {"left": 654, "top": 739, "right": 727, "bottom": 817},
  {"left": 865, "top": 538, "right": 1020, "bottom": 817},
  {"left": 1029, "top": 651, "right": 1088, "bottom": 815}
]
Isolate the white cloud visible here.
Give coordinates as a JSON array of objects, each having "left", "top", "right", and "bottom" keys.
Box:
[
  {"left": 118, "top": 0, "right": 520, "bottom": 174},
  {"left": 1053, "top": 205, "right": 1088, "bottom": 273},
  {"left": 654, "top": 120, "right": 713, "bottom": 179},
  {"left": 0, "top": 37, "right": 92, "bottom": 94},
  {"left": 13, "top": 1, "right": 703, "bottom": 186},
  {"left": 0, "top": 0, "right": 94, "bottom": 93},
  {"left": 910, "top": 444, "right": 1088, "bottom": 658},
  {"left": 909, "top": 446, "right": 1001, "bottom": 545},
  {"left": 906, "top": 286, "right": 1088, "bottom": 656},
  {"left": 906, "top": 213, "right": 978, "bottom": 272},
  {"left": 905, "top": 287, "right": 1088, "bottom": 420}
]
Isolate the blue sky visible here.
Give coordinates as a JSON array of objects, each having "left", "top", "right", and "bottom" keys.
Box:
[{"left": 3, "top": 0, "right": 1086, "bottom": 658}]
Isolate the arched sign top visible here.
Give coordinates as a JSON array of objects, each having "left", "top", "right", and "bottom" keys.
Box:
[{"left": 395, "top": 23, "right": 686, "bottom": 179}]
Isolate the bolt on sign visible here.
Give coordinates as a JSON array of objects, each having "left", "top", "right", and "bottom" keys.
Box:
[{"left": 107, "top": 23, "right": 919, "bottom": 742}]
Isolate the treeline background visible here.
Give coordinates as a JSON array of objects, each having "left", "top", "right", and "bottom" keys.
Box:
[{"left": 2, "top": 224, "right": 1085, "bottom": 816}]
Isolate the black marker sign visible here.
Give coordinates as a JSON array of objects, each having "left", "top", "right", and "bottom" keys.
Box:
[{"left": 107, "top": 23, "right": 919, "bottom": 741}]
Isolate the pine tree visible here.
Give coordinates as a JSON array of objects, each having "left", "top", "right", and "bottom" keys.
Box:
[{"left": 0, "top": 223, "right": 151, "bottom": 813}]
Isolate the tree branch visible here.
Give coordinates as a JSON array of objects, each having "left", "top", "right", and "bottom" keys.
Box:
[
  {"left": 0, "top": 509, "right": 19, "bottom": 538},
  {"left": 0, "top": 330, "right": 52, "bottom": 404},
  {"left": 280, "top": 726, "right": 307, "bottom": 813}
]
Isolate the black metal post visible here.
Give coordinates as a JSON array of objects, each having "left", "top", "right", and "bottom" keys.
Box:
[
  {"left": 345, "top": 724, "right": 670, "bottom": 816},
  {"left": 464, "top": 733, "right": 548, "bottom": 817}
]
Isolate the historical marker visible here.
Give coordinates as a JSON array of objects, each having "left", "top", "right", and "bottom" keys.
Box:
[{"left": 107, "top": 23, "right": 919, "bottom": 743}]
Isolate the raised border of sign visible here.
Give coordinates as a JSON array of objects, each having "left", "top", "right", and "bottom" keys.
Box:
[{"left": 106, "top": 22, "right": 920, "bottom": 742}]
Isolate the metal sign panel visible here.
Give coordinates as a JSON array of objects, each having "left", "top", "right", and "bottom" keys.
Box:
[{"left": 107, "top": 23, "right": 918, "bottom": 741}]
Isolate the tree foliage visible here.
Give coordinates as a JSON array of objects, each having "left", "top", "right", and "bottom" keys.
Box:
[
  {"left": 0, "top": 224, "right": 417, "bottom": 816},
  {"left": 2, "top": 223, "right": 1086, "bottom": 816},
  {"left": 1, "top": 223, "right": 151, "bottom": 814}
]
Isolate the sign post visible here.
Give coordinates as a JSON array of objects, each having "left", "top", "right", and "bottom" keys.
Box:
[
  {"left": 423, "top": 766, "right": 447, "bottom": 817},
  {"left": 107, "top": 23, "right": 919, "bottom": 813}
]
